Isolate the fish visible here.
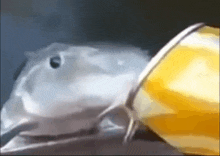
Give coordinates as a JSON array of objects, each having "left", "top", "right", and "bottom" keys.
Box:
[{"left": 0, "top": 42, "right": 149, "bottom": 152}]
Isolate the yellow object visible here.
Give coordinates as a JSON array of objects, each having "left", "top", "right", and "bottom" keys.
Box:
[{"left": 133, "top": 23, "right": 219, "bottom": 155}]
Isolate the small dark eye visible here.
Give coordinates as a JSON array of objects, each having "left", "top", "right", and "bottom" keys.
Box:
[{"left": 50, "top": 56, "right": 61, "bottom": 69}]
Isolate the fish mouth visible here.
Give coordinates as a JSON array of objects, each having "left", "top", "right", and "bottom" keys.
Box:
[
  {"left": 0, "top": 117, "right": 126, "bottom": 155},
  {"left": 20, "top": 127, "right": 99, "bottom": 143},
  {"left": 0, "top": 128, "right": 94, "bottom": 153},
  {"left": 1, "top": 102, "right": 127, "bottom": 154},
  {"left": 1, "top": 129, "right": 125, "bottom": 155}
]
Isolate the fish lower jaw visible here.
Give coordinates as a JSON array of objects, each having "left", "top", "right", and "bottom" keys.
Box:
[{"left": 19, "top": 127, "right": 99, "bottom": 141}]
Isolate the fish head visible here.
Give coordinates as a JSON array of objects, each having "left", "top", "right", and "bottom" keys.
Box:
[{"left": 1, "top": 43, "right": 149, "bottom": 147}]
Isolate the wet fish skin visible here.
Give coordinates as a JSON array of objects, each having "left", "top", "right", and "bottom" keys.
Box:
[{"left": 1, "top": 43, "right": 149, "bottom": 143}]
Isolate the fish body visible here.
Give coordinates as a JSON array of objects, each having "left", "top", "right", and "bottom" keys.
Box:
[{"left": 1, "top": 43, "right": 149, "bottom": 149}]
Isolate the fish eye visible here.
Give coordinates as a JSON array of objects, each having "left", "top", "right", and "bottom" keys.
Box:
[{"left": 50, "top": 56, "right": 61, "bottom": 69}]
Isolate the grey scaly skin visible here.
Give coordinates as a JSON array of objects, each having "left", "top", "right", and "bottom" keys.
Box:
[{"left": 0, "top": 43, "right": 149, "bottom": 151}]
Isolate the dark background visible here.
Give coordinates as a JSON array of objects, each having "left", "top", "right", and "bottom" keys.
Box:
[{"left": 1, "top": 0, "right": 220, "bottom": 107}]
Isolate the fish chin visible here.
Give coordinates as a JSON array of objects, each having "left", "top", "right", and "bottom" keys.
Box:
[{"left": 19, "top": 106, "right": 106, "bottom": 136}]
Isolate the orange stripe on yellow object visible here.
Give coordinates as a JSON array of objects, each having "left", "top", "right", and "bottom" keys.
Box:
[
  {"left": 169, "top": 137, "right": 219, "bottom": 155},
  {"left": 198, "top": 26, "right": 219, "bottom": 37},
  {"left": 145, "top": 112, "right": 219, "bottom": 139},
  {"left": 133, "top": 24, "right": 219, "bottom": 155}
]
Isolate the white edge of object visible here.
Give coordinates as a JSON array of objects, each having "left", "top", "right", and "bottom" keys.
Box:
[{"left": 138, "top": 23, "right": 205, "bottom": 85}]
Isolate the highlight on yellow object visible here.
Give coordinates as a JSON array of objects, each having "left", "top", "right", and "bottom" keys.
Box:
[{"left": 133, "top": 23, "right": 219, "bottom": 155}]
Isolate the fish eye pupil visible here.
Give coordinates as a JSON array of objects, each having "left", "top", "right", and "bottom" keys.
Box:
[{"left": 50, "top": 56, "right": 61, "bottom": 69}]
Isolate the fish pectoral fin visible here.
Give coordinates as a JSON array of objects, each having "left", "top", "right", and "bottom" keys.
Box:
[
  {"left": 122, "top": 106, "right": 141, "bottom": 145},
  {"left": 98, "top": 80, "right": 137, "bottom": 119},
  {"left": 99, "top": 117, "right": 125, "bottom": 131}
]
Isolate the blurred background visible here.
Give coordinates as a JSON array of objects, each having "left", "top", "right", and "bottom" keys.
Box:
[{"left": 1, "top": 0, "right": 220, "bottom": 109}]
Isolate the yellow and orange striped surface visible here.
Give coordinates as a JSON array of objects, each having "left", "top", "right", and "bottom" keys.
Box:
[{"left": 133, "top": 24, "right": 219, "bottom": 155}]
